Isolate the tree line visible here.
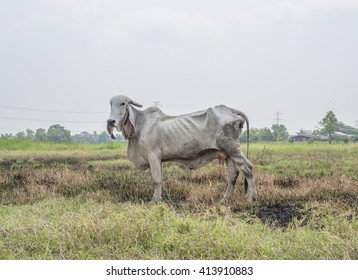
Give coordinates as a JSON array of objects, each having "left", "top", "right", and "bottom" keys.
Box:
[
  {"left": 0, "top": 124, "right": 123, "bottom": 144},
  {"left": 1, "top": 111, "right": 357, "bottom": 144},
  {"left": 240, "top": 111, "right": 358, "bottom": 143}
]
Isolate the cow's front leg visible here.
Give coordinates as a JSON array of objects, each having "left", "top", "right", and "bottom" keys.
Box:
[{"left": 148, "top": 152, "right": 163, "bottom": 204}]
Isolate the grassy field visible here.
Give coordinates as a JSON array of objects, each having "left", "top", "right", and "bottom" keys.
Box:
[{"left": 0, "top": 139, "right": 357, "bottom": 259}]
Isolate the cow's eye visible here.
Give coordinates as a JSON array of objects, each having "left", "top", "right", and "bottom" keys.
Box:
[{"left": 120, "top": 102, "right": 125, "bottom": 106}]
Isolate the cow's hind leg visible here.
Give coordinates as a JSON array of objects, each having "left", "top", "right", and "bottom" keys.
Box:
[
  {"left": 221, "top": 148, "right": 256, "bottom": 202},
  {"left": 221, "top": 157, "right": 239, "bottom": 204},
  {"left": 233, "top": 151, "right": 257, "bottom": 202}
]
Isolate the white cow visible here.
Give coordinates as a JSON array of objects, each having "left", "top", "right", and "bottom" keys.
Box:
[{"left": 107, "top": 95, "right": 256, "bottom": 204}]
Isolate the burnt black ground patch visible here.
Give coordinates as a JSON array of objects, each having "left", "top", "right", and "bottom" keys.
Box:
[
  {"left": 256, "top": 204, "right": 303, "bottom": 228},
  {"left": 233, "top": 203, "right": 304, "bottom": 229}
]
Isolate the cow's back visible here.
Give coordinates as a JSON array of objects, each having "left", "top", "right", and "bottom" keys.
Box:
[{"left": 149, "top": 105, "right": 242, "bottom": 159}]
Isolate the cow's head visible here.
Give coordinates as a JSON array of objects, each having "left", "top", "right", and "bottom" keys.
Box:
[{"left": 107, "top": 95, "right": 143, "bottom": 139}]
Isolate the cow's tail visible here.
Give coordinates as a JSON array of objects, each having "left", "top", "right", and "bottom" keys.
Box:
[
  {"left": 231, "top": 109, "right": 250, "bottom": 159},
  {"left": 231, "top": 109, "right": 250, "bottom": 193}
]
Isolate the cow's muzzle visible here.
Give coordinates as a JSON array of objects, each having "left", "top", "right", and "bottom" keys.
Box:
[
  {"left": 107, "top": 119, "right": 116, "bottom": 126},
  {"left": 107, "top": 119, "right": 117, "bottom": 139}
]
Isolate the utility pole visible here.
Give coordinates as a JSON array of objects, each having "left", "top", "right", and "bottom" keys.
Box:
[
  {"left": 355, "top": 120, "right": 358, "bottom": 129},
  {"left": 275, "top": 112, "right": 282, "bottom": 125}
]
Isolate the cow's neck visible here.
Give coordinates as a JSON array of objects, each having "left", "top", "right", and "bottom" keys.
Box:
[{"left": 126, "top": 107, "right": 148, "bottom": 162}]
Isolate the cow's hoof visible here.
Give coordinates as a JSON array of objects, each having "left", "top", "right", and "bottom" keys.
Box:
[
  {"left": 220, "top": 198, "right": 229, "bottom": 205},
  {"left": 247, "top": 194, "right": 257, "bottom": 203}
]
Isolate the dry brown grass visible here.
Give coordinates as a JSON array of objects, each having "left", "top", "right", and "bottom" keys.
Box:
[
  {"left": 1, "top": 142, "right": 357, "bottom": 226},
  {"left": 2, "top": 158, "right": 357, "bottom": 212},
  {"left": 0, "top": 168, "right": 93, "bottom": 205}
]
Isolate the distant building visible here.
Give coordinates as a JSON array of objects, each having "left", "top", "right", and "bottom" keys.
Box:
[
  {"left": 316, "top": 135, "right": 329, "bottom": 141},
  {"left": 291, "top": 134, "right": 312, "bottom": 142},
  {"left": 334, "top": 132, "right": 351, "bottom": 137},
  {"left": 291, "top": 134, "right": 329, "bottom": 142}
]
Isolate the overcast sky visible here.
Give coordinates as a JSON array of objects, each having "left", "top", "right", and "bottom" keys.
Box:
[{"left": 1, "top": 0, "right": 357, "bottom": 135}]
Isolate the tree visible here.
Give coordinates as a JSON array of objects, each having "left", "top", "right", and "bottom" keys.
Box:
[
  {"left": 240, "top": 127, "right": 275, "bottom": 143},
  {"left": 98, "top": 131, "right": 112, "bottom": 143},
  {"left": 241, "top": 128, "right": 260, "bottom": 143},
  {"left": 259, "top": 128, "right": 275, "bottom": 142},
  {"left": 297, "top": 128, "right": 312, "bottom": 135},
  {"left": 320, "top": 111, "right": 338, "bottom": 144},
  {"left": 26, "top": 129, "right": 35, "bottom": 140},
  {"left": 15, "top": 131, "right": 26, "bottom": 140},
  {"left": 0, "top": 133, "right": 13, "bottom": 140},
  {"left": 72, "top": 131, "right": 93, "bottom": 143},
  {"left": 71, "top": 130, "right": 118, "bottom": 144},
  {"left": 271, "top": 124, "right": 289, "bottom": 141},
  {"left": 35, "top": 128, "right": 47, "bottom": 141},
  {"left": 47, "top": 124, "right": 71, "bottom": 143}
]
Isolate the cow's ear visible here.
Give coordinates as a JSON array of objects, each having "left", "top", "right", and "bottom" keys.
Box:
[
  {"left": 128, "top": 105, "right": 136, "bottom": 127},
  {"left": 123, "top": 105, "right": 136, "bottom": 138}
]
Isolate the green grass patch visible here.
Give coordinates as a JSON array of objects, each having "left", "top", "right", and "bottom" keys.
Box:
[
  {"left": 0, "top": 199, "right": 356, "bottom": 259},
  {"left": 0, "top": 139, "right": 126, "bottom": 152}
]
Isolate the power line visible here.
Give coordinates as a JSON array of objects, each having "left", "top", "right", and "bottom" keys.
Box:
[
  {"left": 0, "top": 104, "right": 107, "bottom": 114},
  {"left": 251, "top": 118, "right": 273, "bottom": 122},
  {"left": 0, "top": 126, "right": 106, "bottom": 135},
  {"left": 0, "top": 127, "right": 22, "bottom": 131},
  {"left": 0, "top": 116, "right": 103, "bottom": 123}
]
